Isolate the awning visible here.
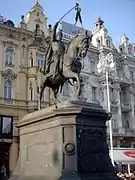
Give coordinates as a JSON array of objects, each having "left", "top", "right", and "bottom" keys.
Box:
[{"left": 112, "top": 148, "right": 135, "bottom": 165}]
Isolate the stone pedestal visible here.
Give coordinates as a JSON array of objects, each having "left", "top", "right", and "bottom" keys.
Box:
[{"left": 10, "top": 101, "right": 119, "bottom": 180}]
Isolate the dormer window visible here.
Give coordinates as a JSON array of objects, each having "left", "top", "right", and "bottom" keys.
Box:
[
  {"left": 119, "top": 47, "right": 123, "bottom": 53},
  {"left": 35, "top": 24, "right": 41, "bottom": 36},
  {"left": 36, "top": 24, "right": 40, "bottom": 30},
  {"left": 97, "top": 39, "right": 100, "bottom": 47},
  {"left": 106, "top": 39, "right": 110, "bottom": 47},
  {"left": 37, "top": 53, "right": 44, "bottom": 68},
  {"left": 128, "top": 47, "right": 132, "bottom": 55}
]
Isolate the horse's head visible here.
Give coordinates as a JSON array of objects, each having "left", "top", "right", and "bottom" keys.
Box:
[{"left": 75, "top": 31, "right": 92, "bottom": 58}]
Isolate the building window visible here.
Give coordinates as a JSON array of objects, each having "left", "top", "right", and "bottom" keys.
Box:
[
  {"left": 128, "top": 47, "right": 132, "bottom": 55},
  {"left": 92, "top": 87, "right": 97, "bottom": 101},
  {"left": 125, "top": 120, "right": 129, "bottom": 129},
  {"left": 35, "top": 24, "right": 40, "bottom": 36},
  {"left": 29, "top": 81, "right": 33, "bottom": 101},
  {"left": 101, "top": 91, "right": 104, "bottom": 102},
  {"left": 134, "top": 94, "right": 135, "bottom": 106},
  {"left": 21, "top": 45, "right": 25, "bottom": 65},
  {"left": 5, "top": 48, "right": 13, "bottom": 66},
  {"left": 112, "top": 119, "right": 117, "bottom": 129},
  {"left": 36, "top": 24, "right": 40, "bottom": 31},
  {"left": 119, "top": 47, "right": 123, "bottom": 53},
  {"left": 130, "top": 71, "right": 134, "bottom": 81},
  {"left": 110, "top": 88, "right": 114, "bottom": 101},
  {"left": 80, "top": 83, "right": 86, "bottom": 100},
  {"left": 97, "top": 39, "right": 100, "bottom": 47},
  {"left": 0, "top": 116, "right": 13, "bottom": 139},
  {"left": 4, "top": 79, "right": 12, "bottom": 99},
  {"left": 37, "top": 54, "right": 44, "bottom": 68},
  {"left": 30, "top": 52, "right": 33, "bottom": 67},
  {"left": 90, "top": 60, "right": 95, "bottom": 74}
]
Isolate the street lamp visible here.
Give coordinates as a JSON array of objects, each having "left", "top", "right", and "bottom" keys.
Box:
[{"left": 97, "top": 52, "right": 115, "bottom": 166}]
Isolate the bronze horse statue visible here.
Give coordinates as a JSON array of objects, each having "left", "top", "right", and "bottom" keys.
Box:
[{"left": 36, "top": 31, "right": 92, "bottom": 107}]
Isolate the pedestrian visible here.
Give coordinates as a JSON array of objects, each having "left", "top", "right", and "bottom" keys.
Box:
[{"left": 1, "top": 164, "right": 8, "bottom": 180}]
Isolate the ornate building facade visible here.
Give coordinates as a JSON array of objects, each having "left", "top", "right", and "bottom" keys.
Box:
[{"left": 0, "top": 0, "right": 135, "bottom": 177}]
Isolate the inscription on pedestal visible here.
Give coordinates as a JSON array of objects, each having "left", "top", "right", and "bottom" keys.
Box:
[{"left": 77, "top": 126, "right": 112, "bottom": 175}]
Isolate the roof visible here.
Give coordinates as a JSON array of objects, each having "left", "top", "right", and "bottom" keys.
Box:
[
  {"left": 30, "top": 1, "right": 43, "bottom": 12},
  {"left": 61, "top": 21, "right": 91, "bottom": 36}
]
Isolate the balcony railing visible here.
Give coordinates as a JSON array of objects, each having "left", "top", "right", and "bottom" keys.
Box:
[
  {"left": 27, "top": 100, "right": 48, "bottom": 110},
  {"left": 119, "top": 74, "right": 131, "bottom": 85},
  {"left": 0, "top": 98, "right": 26, "bottom": 107},
  {"left": 125, "top": 129, "right": 135, "bottom": 135},
  {"left": 0, "top": 97, "right": 49, "bottom": 110},
  {"left": 107, "top": 127, "right": 135, "bottom": 137},
  {"left": 121, "top": 103, "right": 132, "bottom": 112},
  {"left": 34, "top": 30, "right": 44, "bottom": 39},
  {"left": 119, "top": 128, "right": 135, "bottom": 137}
]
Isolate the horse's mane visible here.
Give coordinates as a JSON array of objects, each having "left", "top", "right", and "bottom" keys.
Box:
[{"left": 66, "top": 35, "right": 79, "bottom": 53}]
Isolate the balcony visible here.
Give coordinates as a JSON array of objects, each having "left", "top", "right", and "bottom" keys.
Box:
[
  {"left": 0, "top": 98, "right": 26, "bottom": 108},
  {"left": 106, "top": 127, "right": 119, "bottom": 136},
  {"left": 113, "top": 128, "right": 119, "bottom": 134},
  {"left": 125, "top": 129, "right": 135, "bottom": 135},
  {"left": 119, "top": 128, "right": 135, "bottom": 137},
  {"left": 121, "top": 103, "right": 132, "bottom": 112},
  {"left": 119, "top": 74, "right": 131, "bottom": 86},
  {"left": 27, "top": 100, "right": 48, "bottom": 111},
  {"left": 0, "top": 98, "right": 50, "bottom": 111},
  {"left": 34, "top": 30, "right": 44, "bottom": 40},
  {"left": 110, "top": 100, "right": 119, "bottom": 107}
]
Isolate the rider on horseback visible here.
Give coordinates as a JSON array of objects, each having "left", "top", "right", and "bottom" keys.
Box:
[{"left": 44, "top": 21, "right": 65, "bottom": 79}]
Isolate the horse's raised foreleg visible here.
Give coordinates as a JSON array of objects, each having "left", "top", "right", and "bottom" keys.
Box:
[{"left": 63, "top": 70, "right": 80, "bottom": 98}]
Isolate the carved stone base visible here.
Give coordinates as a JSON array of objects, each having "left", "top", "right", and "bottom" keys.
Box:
[{"left": 10, "top": 101, "right": 119, "bottom": 180}]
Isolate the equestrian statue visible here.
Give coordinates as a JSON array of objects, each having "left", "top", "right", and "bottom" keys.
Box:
[{"left": 36, "top": 3, "right": 93, "bottom": 109}]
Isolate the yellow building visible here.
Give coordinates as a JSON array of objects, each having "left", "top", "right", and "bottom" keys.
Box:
[{"left": 0, "top": 0, "right": 50, "bottom": 177}]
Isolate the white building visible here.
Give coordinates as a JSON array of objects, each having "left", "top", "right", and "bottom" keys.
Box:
[{"left": 60, "top": 19, "right": 135, "bottom": 149}]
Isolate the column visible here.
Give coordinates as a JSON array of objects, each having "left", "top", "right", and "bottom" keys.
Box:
[
  {"left": 130, "top": 91, "right": 135, "bottom": 128},
  {"left": 116, "top": 88, "right": 122, "bottom": 129}
]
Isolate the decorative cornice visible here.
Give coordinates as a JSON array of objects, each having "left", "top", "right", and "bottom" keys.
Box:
[{"left": 1, "top": 69, "right": 17, "bottom": 80}]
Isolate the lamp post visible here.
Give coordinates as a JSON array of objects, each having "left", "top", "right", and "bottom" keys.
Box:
[{"left": 97, "top": 52, "right": 115, "bottom": 166}]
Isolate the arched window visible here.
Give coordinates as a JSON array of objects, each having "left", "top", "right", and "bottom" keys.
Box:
[
  {"left": 29, "top": 81, "right": 33, "bottom": 101},
  {"left": 125, "top": 120, "right": 129, "bottom": 129},
  {"left": 4, "top": 79, "right": 12, "bottom": 99},
  {"left": 106, "top": 39, "right": 110, "bottom": 47},
  {"left": 97, "top": 39, "right": 100, "bottom": 47},
  {"left": 36, "top": 24, "right": 40, "bottom": 31},
  {"left": 35, "top": 24, "right": 40, "bottom": 36}
]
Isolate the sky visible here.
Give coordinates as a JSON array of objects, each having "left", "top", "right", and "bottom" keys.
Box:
[{"left": 0, "top": 0, "right": 134, "bottom": 46}]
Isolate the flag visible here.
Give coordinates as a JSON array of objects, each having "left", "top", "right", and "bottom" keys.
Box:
[{"left": 75, "top": 3, "right": 82, "bottom": 25}]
